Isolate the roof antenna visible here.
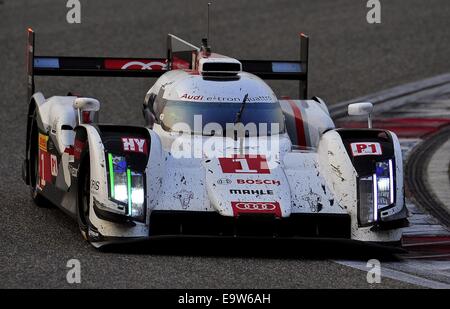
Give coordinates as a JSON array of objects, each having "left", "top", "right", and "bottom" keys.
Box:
[
  {"left": 207, "top": 2, "right": 211, "bottom": 43},
  {"left": 201, "top": 2, "right": 212, "bottom": 55}
]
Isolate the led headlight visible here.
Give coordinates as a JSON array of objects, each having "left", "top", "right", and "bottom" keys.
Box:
[
  {"left": 107, "top": 153, "right": 146, "bottom": 222},
  {"left": 375, "top": 160, "right": 394, "bottom": 209},
  {"left": 358, "top": 159, "right": 395, "bottom": 226},
  {"left": 129, "top": 171, "right": 145, "bottom": 222},
  {"left": 358, "top": 176, "right": 375, "bottom": 226}
]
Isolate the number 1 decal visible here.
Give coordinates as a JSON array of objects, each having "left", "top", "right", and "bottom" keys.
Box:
[
  {"left": 232, "top": 158, "right": 258, "bottom": 173},
  {"left": 219, "top": 155, "right": 270, "bottom": 174},
  {"left": 40, "top": 151, "right": 45, "bottom": 187}
]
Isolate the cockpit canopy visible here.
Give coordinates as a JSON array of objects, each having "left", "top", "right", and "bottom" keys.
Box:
[{"left": 160, "top": 100, "right": 286, "bottom": 136}]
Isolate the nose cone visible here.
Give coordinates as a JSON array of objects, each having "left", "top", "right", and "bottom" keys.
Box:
[{"left": 203, "top": 155, "right": 292, "bottom": 218}]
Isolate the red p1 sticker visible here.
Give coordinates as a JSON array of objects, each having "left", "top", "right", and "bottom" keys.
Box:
[
  {"left": 219, "top": 155, "right": 270, "bottom": 174},
  {"left": 231, "top": 201, "right": 281, "bottom": 217},
  {"left": 122, "top": 138, "right": 148, "bottom": 154},
  {"left": 350, "top": 142, "right": 382, "bottom": 156}
]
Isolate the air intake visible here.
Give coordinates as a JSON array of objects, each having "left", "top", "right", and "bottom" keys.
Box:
[{"left": 198, "top": 56, "right": 242, "bottom": 76}]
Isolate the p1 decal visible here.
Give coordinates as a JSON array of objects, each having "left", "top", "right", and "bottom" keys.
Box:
[
  {"left": 231, "top": 201, "right": 281, "bottom": 217},
  {"left": 219, "top": 155, "right": 270, "bottom": 174},
  {"left": 38, "top": 133, "right": 48, "bottom": 152},
  {"left": 350, "top": 142, "right": 382, "bottom": 156},
  {"left": 50, "top": 155, "right": 58, "bottom": 177},
  {"left": 122, "top": 138, "right": 148, "bottom": 154}
]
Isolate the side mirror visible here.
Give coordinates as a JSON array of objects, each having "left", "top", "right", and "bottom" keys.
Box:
[
  {"left": 348, "top": 102, "right": 373, "bottom": 128},
  {"left": 73, "top": 97, "right": 100, "bottom": 124}
]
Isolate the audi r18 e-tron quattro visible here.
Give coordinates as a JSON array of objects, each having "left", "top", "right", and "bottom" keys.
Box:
[{"left": 23, "top": 29, "right": 408, "bottom": 248}]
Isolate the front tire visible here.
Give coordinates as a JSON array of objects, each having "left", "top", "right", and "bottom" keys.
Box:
[{"left": 77, "top": 153, "right": 91, "bottom": 242}]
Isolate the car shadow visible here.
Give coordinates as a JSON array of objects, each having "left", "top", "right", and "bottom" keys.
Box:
[{"left": 99, "top": 236, "right": 404, "bottom": 261}]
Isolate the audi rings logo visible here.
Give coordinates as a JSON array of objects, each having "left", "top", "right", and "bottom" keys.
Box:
[
  {"left": 231, "top": 201, "right": 281, "bottom": 217},
  {"left": 121, "top": 61, "right": 167, "bottom": 70},
  {"left": 104, "top": 59, "right": 167, "bottom": 71},
  {"left": 235, "top": 202, "right": 276, "bottom": 211}
]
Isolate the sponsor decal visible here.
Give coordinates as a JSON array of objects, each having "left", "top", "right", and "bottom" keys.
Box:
[
  {"left": 180, "top": 94, "right": 204, "bottom": 101},
  {"left": 219, "top": 155, "right": 270, "bottom": 174},
  {"left": 217, "top": 178, "right": 232, "bottom": 185},
  {"left": 179, "top": 93, "right": 273, "bottom": 103},
  {"left": 38, "top": 149, "right": 52, "bottom": 187},
  {"left": 173, "top": 190, "right": 194, "bottom": 210},
  {"left": 236, "top": 179, "right": 281, "bottom": 186},
  {"left": 231, "top": 201, "right": 281, "bottom": 217},
  {"left": 50, "top": 154, "right": 58, "bottom": 177},
  {"left": 38, "top": 133, "right": 48, "bottom": 152},
  {"left": 350, "top": 142, "right": 382, "bottom": 156},
  {"left": 64, "top": 146, "right": 75, "bottom": 163},
  {"left": 73, "top": 139, "right": 85, "bottom": 160},
  {"left": 90, "top": 180, "right": 99, "bottom": 191},
  {"left": 122, "top": 137, "right": 148, "bottom": 154},
  {"left": 229, "top": 189, "right": 274, "bottom": 195},
  {"left": 104, "top": 59, "right": 167, "bottom": 70}
]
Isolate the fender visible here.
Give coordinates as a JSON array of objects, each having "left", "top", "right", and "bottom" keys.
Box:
[
  {"left": 279, "top": 99, "right": 335, "bottom": 149},
  {"left": 318, "top": 128, "right": 407, "bottom": 242},
  {"left": 335, "top": 128, "right": 407, "bottom": 228},
  {"left": 70, "top": 124, "right": 160, "bottom": 239},
  {"left": 22, "top": 93, "right": 46, "bottom": 184}
]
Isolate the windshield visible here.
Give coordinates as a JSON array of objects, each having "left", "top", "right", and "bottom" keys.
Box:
[{"left": 160, "top": 101, "right": 285, "bottom": 136}]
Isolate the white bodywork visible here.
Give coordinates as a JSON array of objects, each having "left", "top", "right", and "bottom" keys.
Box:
[{"left": 31, "top": 56, "right": 405, "bottom": 245}]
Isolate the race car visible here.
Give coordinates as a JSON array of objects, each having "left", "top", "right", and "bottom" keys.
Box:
[{"left": 22, "top": 29, "right": 408, "bottom": 248}]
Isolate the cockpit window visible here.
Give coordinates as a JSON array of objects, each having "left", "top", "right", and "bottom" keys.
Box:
[
  {"left": 61, "top": 125, "right": 73, "bottom": 130},
  {"left": 160, "top": 101, "right": 285, "bottom": 136}
]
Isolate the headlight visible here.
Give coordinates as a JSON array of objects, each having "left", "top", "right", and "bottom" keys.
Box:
[
  {"left": 129, "top": 171, "right": 145, "bottom": 222},
  {"left": 358, "top": 159, "right": 394, "bottom": 226},
  {"left": 107, "top": 153, "right": 146, "bottom": 222},
  {"left": 375, "top": 160, "right": 394, "bottom": 208},
  {"left": 358, "top": 176, "right": 376, "bottom": 226}
]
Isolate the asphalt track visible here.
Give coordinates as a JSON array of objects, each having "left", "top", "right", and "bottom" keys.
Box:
[{"left": 1, "top": 0, "right": 450, "bottom": 288}]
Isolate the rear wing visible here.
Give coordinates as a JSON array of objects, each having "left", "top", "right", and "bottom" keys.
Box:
[{"left": 27, "top": 28, "right": 309, "bottom": 100}]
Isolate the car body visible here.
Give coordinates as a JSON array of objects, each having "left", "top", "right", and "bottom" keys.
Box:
[{"left": 23, "top": 30, "right": 408, "bottom": 248}]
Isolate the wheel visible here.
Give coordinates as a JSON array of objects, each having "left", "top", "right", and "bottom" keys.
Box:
[
  {"left": 28, "top": 110, "right": 51, "bottom": 207},
  {"left": 77, "top": 153, "right": 91, "bottom": 241}
]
